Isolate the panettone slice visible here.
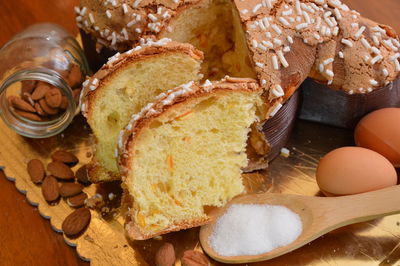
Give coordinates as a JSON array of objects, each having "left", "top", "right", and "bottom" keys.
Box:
[
  {"left": 81, "top": 39, "right": 204, "bottom": 182},
  {"left": 118, "top": 78, "right": 263, "bottom": 240}
]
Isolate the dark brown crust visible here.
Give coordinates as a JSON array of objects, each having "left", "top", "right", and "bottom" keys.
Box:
[{"left": 118, "top": 78, "right": 261, "bottom": 240}]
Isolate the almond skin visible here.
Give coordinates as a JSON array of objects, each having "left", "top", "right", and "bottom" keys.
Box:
[
  {"left": 21, "top": 92, "right": 35, "bottom": 106},
  {"left": 31, "top": 82, "right": 51, "bottom": 100},
  {"left": 67, "top": 192, "right": 88, "bottom": 208},
  {"left": 41, "top": 176, "right": 60, "bottom": 202},
  {"left": 39, "top": 98, "right": 58, "bottom": 115},
  {"left": 9, "top": 96, "right": 36, "bottom": 113},
  {"left": 181, "top": 250, "right": 210, "bottom": 266},
  {"left": 60, "top": 96, "right": 68, "bottom": 109},
  {"left": 27, "top": 159, "right": 45, "bottom": 184},
  {"left": 15, "top": 110, "right": 43, "bottom": 122},
  {"left": 51, "top": 150, "right": 79, "bottom": 165},
  {"left": 155, "top": 243, "right": 176, "bottom": 266},
  {"left": 47, "top": 161, "right": 74, "bottom": 180},
  {"left": 76, "top": 165, "right": 91, "bottom": 185},
  {"left": 34, "top": 102, "right": 47, "bottom": 116},
  {"left": 21, "top": 80, "right": 37, "bottom": 94},
  {"left": 59, "top": 183, "right": 83, "bottom": 197},
  {"left": 45, "top": 88, "right": 62, "bottom": 108},
  {"left": 62, "top": 207, "right": 91, "bottom": 237}
]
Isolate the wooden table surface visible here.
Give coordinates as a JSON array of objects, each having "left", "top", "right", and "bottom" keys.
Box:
[{"left": 0, "top": 0, "right": 399, "bottom": 265}]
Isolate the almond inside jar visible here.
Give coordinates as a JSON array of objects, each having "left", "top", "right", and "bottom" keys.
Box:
[{"left": 6, "top": 64, "right": 83, "bottom": 123}]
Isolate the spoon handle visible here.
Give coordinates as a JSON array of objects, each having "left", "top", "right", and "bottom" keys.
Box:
[{"left": 313, "top": 185, "right": 400, "bottom": 230}]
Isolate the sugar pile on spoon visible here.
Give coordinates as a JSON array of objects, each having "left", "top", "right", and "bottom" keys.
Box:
[{"left": 209, "top": 204, "right": 302, "bottom": 256}]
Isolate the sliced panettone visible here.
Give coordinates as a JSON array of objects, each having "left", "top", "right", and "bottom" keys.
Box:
[
  {"left": 81, "top": 39, "right": 203, "bottom": 182},
  {"left": 118, "top": 78, "right": 263, "bottom": 240}
]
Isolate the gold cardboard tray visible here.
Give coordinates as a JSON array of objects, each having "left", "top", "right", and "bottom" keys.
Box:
[{"left": 1, "top": 115, "right": 399, "bottom": 265}]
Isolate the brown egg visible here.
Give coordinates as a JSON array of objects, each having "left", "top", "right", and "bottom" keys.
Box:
[
  {"left": 355, "top": 108, "right": 400, "bottom": 167},
  {"left": 316, "top": 147, "right": 397, "bottom": 196}
]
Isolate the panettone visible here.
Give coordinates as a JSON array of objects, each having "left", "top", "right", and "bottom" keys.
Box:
[
  {"left": 76, "top": 0, "right": 400, "bottom": 111},
  {"left": 80, "top": 39, "right": 203, "bottom": 182},
  {"left": 77, "top": 0, "right": 400, "bottom": 239},
  {"left": 118, "top": 78, "right": 262, "bottom": 239},
  {"left": 78, "top": 0, "right": 400, "bottom": 181}
]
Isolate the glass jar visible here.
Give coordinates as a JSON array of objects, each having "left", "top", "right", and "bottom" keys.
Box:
[{"left": 0, "top": 23, "right": 90, "bottom": 138}]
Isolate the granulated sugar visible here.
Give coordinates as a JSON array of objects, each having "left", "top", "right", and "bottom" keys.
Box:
[{"left": 209, "top": 204, "right": 302, "bottom": 256}]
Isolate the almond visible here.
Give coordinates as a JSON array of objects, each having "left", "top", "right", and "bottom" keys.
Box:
[
  {"left": 181, "top": 250, "right": 210, "bottom": 266},
  {"left": 76, "top": 165, "right": 91, "bottom": 185},
  {"left": 62, "top": 207, "right": 91, "bottom": 237},
  {"left": 31, "top": 82, "right": 51, "bottom": 100},
  {"left": 27, "top": 159, "right": 45, "bottom": 184},
  {"left": 67, "top": 192, "right": 88, "bottom": 208},
  {"left": 60, "top": 183, "right": 83, "bottom": 197},
  {"left": 34, "top": 102, "right": 47, "bottom": 116},
  {"left": 47, "top": 161, "right": 74, "bottom": 180},
  {"left": 155, "top": 243, "right": 175, "bottom": 266},
  {"left": 39, "top": 98, "right": 58, "bottom": 115},
  {"left": 21, "top": 92, "right": 35, "bottom": 106},
  {"left": 9, "top": 96, "right": 36, "bottom": 113},
  {"left": 45, "top": 88, "right": 62, "bottom": 108},
  {"left": 41, "top": 176, "right": 60, "bottom": 202},
  {"left": 15, "top": 110, "right": 43, "bottom": 122},
  {"left": 21, "top": 80, "right": 37, "bottom": 94},
  {"left": 51, "top": 150, "right": 79, "bottom": 165}
]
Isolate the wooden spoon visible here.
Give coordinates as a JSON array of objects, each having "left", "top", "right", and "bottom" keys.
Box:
[{"left": 199, "top": 185, "right": 400, "bottom": 264}]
